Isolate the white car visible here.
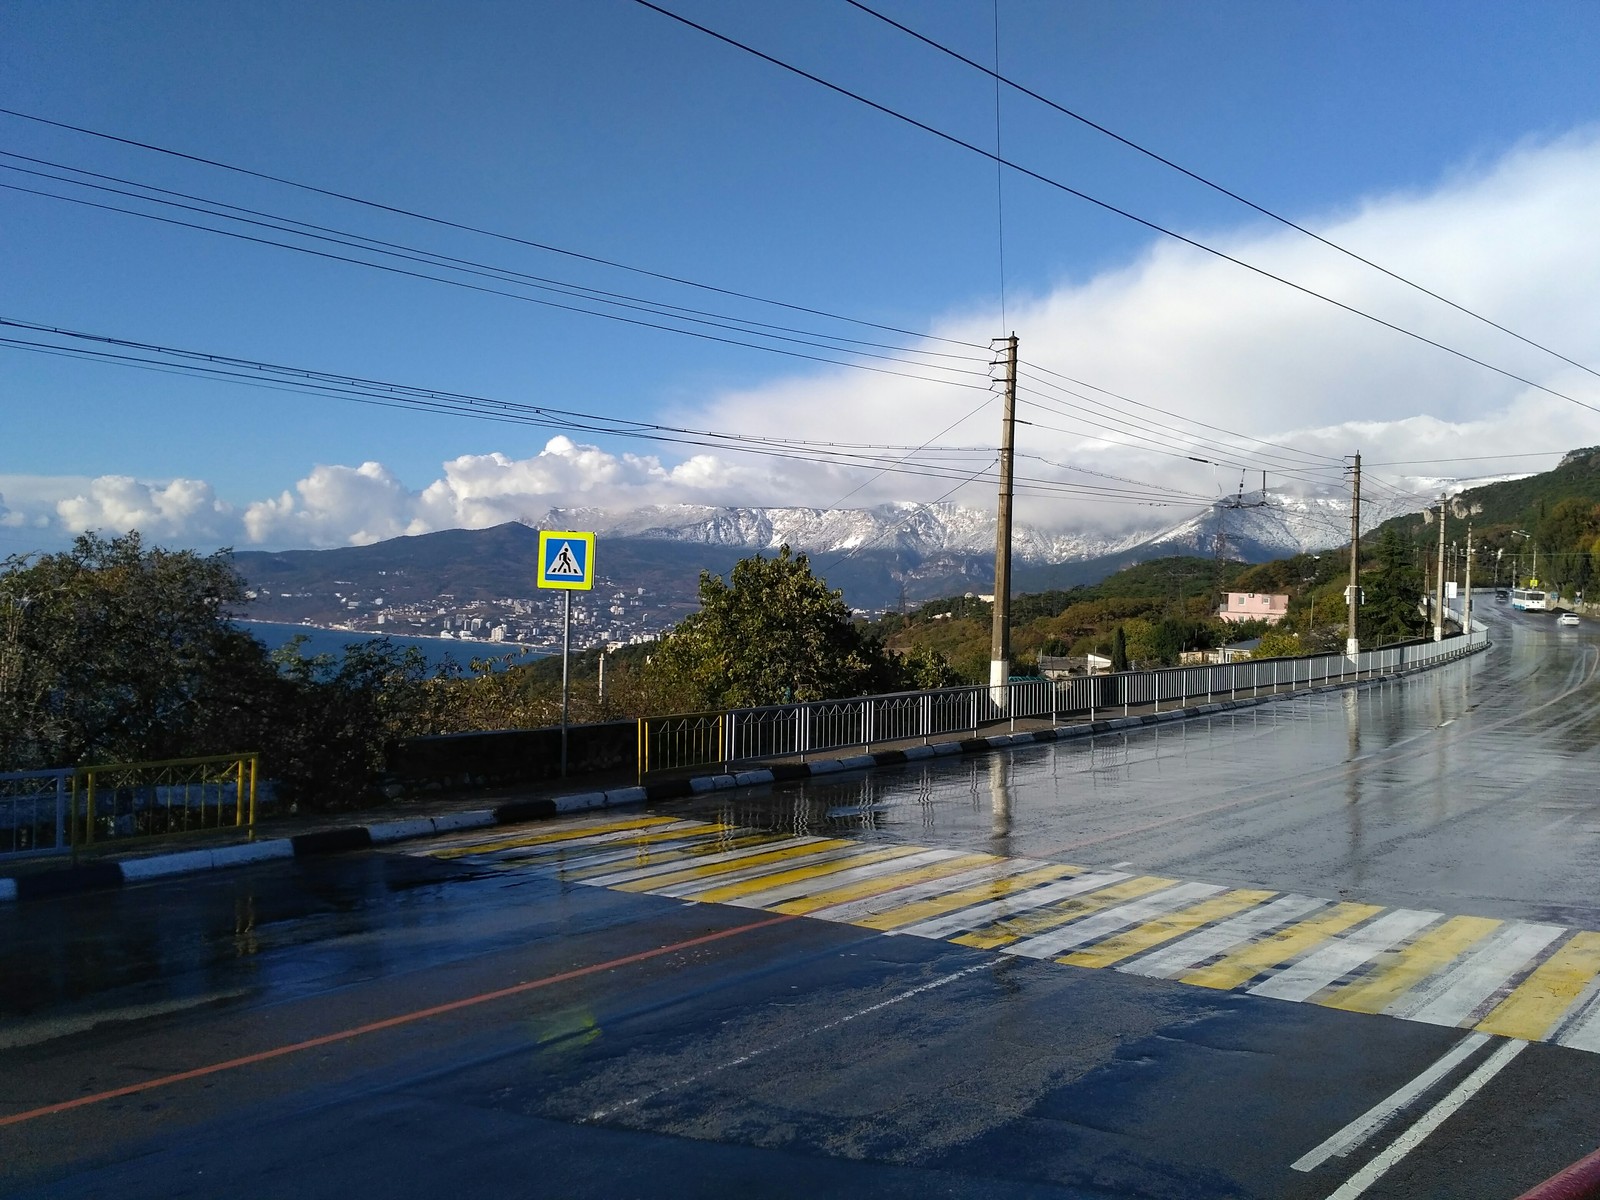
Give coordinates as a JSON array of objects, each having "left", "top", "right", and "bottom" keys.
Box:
[{"left": 1559, "top": 612, "right": 1581, "bottom": 627}]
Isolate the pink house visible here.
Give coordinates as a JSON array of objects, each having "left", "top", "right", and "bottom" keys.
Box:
[{"left": 1219, "top": 591, "right": 1290, "bottom": 625}]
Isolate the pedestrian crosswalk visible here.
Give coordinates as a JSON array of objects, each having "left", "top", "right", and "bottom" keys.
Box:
[{"left": 405, "top": 813, "right": 1600, "bottom": 1053}]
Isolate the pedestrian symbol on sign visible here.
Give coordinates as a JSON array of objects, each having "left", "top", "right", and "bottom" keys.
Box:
[{"left": 549, "top": 542, "right": 582, "bottom": 577}]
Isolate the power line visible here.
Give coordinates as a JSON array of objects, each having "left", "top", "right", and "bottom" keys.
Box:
[
  {"left": 0, "top": 151, "right": 988, "bottom": 368},
  {"left": 0, "top": 320, "right": 1199, "bottom": 507},
  {"left": 1, "top": 177, "right": 994, "bottom": 392},
  {"left": 630, "top": 0, "right": 1600, "bottom": 420},
  {"left": 841, "top": 0, "right": 1600, "bottom": 386},
  {"left": 0, "top": 106, "right": 989, "bottom": 351}
]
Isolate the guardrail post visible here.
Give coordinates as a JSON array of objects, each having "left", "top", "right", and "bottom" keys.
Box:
[
  {"left": 971, "top": 687, "right": 979, "bottom": 734},
  {"left": 54, "top": 772, "right": 66, "bottom": 851},
  {"left": 865, "top": 698, "right": 875, "bottom": 750},
  {"left": 724, "top": 712, "right": 735, "bottom": 772}
]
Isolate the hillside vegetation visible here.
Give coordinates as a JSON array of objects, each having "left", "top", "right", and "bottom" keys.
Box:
[{"left": 1373, "top": 446, "right": 1600, "bottom": 599}]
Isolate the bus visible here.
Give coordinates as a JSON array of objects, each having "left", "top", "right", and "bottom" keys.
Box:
[{"left": 1511, "top": 587, "right": 1550, "bottom": 611}]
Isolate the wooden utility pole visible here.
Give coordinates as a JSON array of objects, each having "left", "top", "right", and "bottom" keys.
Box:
[
  {"left": 1464, "top": 525, "right": 1474, "bottom": 633},
  {"left": 989, "top": 334, "right": 1019, "bottom": 703},
  {"left": 1434, "top": 495, "right": 1448, "bottom": 642},
  {"left": 1346, "top": 453, "right": 1361, "bottom": 658}
]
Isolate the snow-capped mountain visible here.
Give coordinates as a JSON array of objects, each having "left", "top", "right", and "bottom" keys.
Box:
[{"left": 521, "top": 495, "right": 1370, "bottom": 567}]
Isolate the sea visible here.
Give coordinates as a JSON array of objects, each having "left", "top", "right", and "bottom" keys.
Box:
[{"left": 237, "top": 621, "right": 548, "bottom": 674}]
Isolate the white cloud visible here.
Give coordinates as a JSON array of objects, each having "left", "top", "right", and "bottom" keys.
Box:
[
  {"left": 9, "top": 130, "right": 1600, "bottom": 553},
  {"left": 54, "top": 476, "right": 234, "bottom": 543}
]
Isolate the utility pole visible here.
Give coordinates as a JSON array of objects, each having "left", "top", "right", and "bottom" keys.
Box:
[
  {"left": 989, "top": 334, "right": 1019, "bottom": 703},
  {"left": 1464, "top": 525, "right": 1474, "bottom": 633},
  {"left": 1346, "top": 452, "right": 1361, "bottom": 658},
  {"left": 1434, "top": 495, "right": 1447, "bottom": 642}
]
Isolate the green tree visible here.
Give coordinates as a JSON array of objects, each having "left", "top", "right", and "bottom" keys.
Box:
[
  {"left": 0, "top": 532, "right": 266, "bottom": 769},
  {"left": 1110, "top": 626, "right": 1129, "bottom": 672},
  {"left": 644, "top": 546, "right": 902, "bottom": 710},
  {"left": 1361, "top": 527, "right": 1425, "bottom": 645},
  {"left": 1251, "top": 630, "right": 1303, "bottom": 659}
]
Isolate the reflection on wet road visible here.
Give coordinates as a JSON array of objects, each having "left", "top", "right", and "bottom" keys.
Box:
[{"left": 3, "top": 604, "right": 1599, "bottom": 1199}]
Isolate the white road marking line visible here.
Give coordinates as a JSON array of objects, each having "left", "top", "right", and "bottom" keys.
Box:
[
  {"left": 897, "top": 871, "right": 1130, "bottom": 940},
  {"left": 1290, "top": 1032, "right": 1490, "bottom": 1172},
  {"left": 484, "top": 821, "right": 721, "bottom": 856},
  {"left": 546, "top": 829, "right": 783, "bottom": 870},
  {"left": 539, "top": 834, "right": 744, "bottom": 875},
  {"left": 417, "top": 815, "right": 685, "bottom": 854},
  {"left": 1321, "top": 1039, "right": 1526, "bottom": 1200},
  {"left": 1006, "top": 881, "right": 1225, "bottom": 959},
  {"left": 583, "top": 960, "right": 998, "bottom": 1123},
  {"left": 1389, "top": 922, "right": 1565, "bottom": 1027},
  {"left": 1117, "top": 894, "right": 1329, "bottom": 979},
  {"left": 806, "top": 859, "right": 1043, "bottom": 923},
  {"left": 1251, "top": 909, "right": 1443, "bottom": 1002},
  {"left": 721, "top": 849, "right": 962, "bottom": 909},
  {"left": 578, "top": 836, "right": 827, "bottom": 887},
  {"left": 650, "top": 844, "right": 883, "bottom": 899},
  {"left": 1553, "top": 974, "right": 1600, "bottom": 1052}
]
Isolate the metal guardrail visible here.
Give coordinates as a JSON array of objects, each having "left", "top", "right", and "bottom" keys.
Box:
[
  {"left": 0, "top": 768, "right": 73, "bottom": 859},
  {"left": 638, "top": 630, "right": 1488, "bottom": 778},
  {"left": 0, "top": 753, "right": 259, "bottom": 861}
]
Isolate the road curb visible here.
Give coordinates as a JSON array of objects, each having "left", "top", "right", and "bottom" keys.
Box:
[{"left": 0, "top": 647, "right": 1486, "bottom": 905}]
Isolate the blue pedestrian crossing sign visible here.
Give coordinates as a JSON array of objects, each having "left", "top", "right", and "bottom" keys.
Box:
[{"left": 537, "top": 530, "right": 595, "bottom": 591}]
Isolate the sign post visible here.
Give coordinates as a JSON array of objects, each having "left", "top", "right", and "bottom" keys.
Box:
[{"left": 537, "top": 531, "right": 596, "bottom": 777}]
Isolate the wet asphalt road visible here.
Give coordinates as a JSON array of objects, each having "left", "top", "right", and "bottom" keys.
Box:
[{"left": 2, "top": 602, "right": 1598, "bottom": 1199}]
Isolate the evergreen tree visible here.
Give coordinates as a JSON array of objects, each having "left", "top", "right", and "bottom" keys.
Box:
[
  {"left": 1361, "top": 527, "right": 1425, "bottom": 644},
  {"left": 1110, "top": 626, "right": 1129, "bottom": 672}
]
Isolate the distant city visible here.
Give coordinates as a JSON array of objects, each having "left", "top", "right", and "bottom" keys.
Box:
[{"left": 246, "top": 574, "right": 678, "bottom": 653}]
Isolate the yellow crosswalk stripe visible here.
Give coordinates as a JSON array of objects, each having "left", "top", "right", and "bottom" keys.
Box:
[
  {"left": 1058, "top": 889, "right": 1277, "bottom": 968},
  {"left": 683, "top": 845, "right": 924, "bottom": 903},
  {"left": 429, "top": 815, "right": 692, "bottom": 859},
  {"left": 851, "top": 863, "right": 1079, "bottom": 932},
  {"left": 771, "top": 853, "right": 1000, "bottom": 915},
  {"left": 1477, "top": 931, "right": 1600, "bottom": 1040},
  {"left": 611, "top": 838, "right": 857, "bottom": 892},
  {"left": 954, "top": 875, "right": 1177, "bottom": 950},
  {"left": 1181, "top": 903, "right": 1383, "bottom": 991},
  {"left": 1323, "top": 915, "right": 1502, "bottom": 1015}
]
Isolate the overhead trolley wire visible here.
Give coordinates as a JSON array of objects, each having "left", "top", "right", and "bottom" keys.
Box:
[
  {"left": 0, "top": 106, "right": 989, "bottom": 351},
  {"left": 1020, "top": 360, "right": 1346, "bottom": 467},
  {"left": 629, "top": 0, "right": 1600, "bottom": 420},
  {"left": 1016, "top": 372, "right": 1342, "bottom": 480},
  {"left": 842, "top": 0, "right": 1600, "bottom": 386}
]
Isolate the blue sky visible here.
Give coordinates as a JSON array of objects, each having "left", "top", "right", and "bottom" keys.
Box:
[{"left": 5, "top": 0, "right": 1600, "bottom": 554}]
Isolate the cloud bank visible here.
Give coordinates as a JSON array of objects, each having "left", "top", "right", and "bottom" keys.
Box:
[{"left": 9, "top": 129, "right": 1600, "bottom": 553}]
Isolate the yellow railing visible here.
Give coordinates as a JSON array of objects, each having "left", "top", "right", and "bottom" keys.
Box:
[
  {"left": 638, "top": 712, "right": 725, "bottom": 780},
  {"left": 73, "top": 752, "right": 259, "bottom": 847}
]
